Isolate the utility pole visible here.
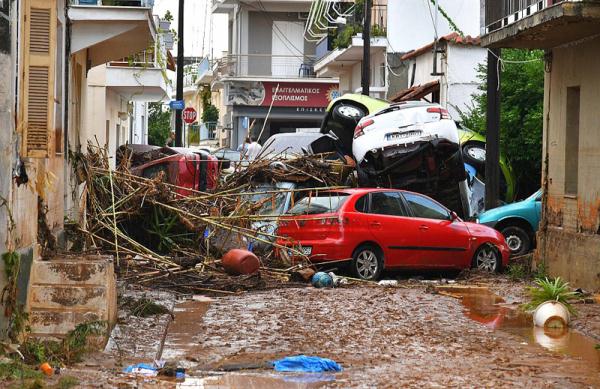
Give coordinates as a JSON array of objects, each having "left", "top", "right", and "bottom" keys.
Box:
[
  {"left": 175, "top": 0, "right": 185, "bottom": 147},
  {"left": 485, "top": 48, "right": 501, "bottom": 210},
  {"left": 361, "top": 0, "right": 371, "bottom": 96}
]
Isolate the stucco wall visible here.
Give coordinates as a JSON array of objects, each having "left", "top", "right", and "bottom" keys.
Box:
[{"left": 537, "top": 35, "right": 600, "bottom": 291}]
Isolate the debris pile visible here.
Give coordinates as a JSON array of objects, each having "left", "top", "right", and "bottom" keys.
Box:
[{"left": 75, "top": 145, "right": 348, "bottom": 294}]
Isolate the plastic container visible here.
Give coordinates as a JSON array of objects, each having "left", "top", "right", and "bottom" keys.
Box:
[
  {"left": 221, "top": 249, "right": 260, "bottom": 275},
  {"left": 533, "top": 300, "right": 570, "bottom": 328},
  {"left": 40, "top": 362, "right": 53, "bottom": 376}
]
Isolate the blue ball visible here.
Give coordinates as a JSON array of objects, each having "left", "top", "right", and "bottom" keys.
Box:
[{"left": 311, "top": 272, "right": 333, "bottom": 288}]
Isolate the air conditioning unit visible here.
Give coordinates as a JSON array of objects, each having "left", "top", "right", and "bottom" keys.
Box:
[{"left": 298, "top": 12, "right": 309, "bottom": 20}]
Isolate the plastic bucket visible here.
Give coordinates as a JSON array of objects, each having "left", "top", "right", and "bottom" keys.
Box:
[
  {"left": 533, "top": 301, "right": 570, "bottom": 329},
  {"left": 221, "top": 249, "right": 260, "bottom": 275}
]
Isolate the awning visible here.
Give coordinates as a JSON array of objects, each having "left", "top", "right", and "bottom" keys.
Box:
[
  {"left": 390, "top": 80, "right": 440, "bottom": 103},
  {"left": 69, "top": 5, "right": 156, "bottom": 67}
]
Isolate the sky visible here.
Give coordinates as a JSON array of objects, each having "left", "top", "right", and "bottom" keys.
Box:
[{"left": 153, "top": 0, "right": 229, "bottom": 58}]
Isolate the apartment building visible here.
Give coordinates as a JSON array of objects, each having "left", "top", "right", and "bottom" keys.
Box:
[
  {"left": 482, "top": 0, "right": 600, "bottom": 290},
  {"left": 211, "top": 0, "right": 340, "bottom": 148}
]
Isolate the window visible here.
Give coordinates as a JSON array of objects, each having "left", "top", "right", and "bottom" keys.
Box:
[
  {"left": 403, "top": 193, "right": 450, "bottom": 220},
  {"left": 288, "top": 193, "right": 349, "bottom": 215},
  {"left": 354, "top": 194, "right": 369, "bottom": 213},
  {"left": 370, "top": 192, "right": 407, "bottom": 217},
  {"left": 565, "top": 86, "right": 580, "bottom": 196}
]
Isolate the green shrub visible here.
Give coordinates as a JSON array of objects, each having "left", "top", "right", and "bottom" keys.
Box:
[{"left": 523, "top": 277, "right": 577, "bottom": 314}]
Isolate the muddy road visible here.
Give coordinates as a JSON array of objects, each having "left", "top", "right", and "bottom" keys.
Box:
[{"left": 55, "top": 279, "right": 600, "bottom": 388}]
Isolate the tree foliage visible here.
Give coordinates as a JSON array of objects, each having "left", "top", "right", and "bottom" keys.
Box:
[
  {"left": 202, "top": 104, "right": 219, "bottom": 123},
  {"left": 148, "top": 102, "right": 172, "bottom": 146},
  {"left": 460, "top": 49, "right": 544, "bottom": 198}
]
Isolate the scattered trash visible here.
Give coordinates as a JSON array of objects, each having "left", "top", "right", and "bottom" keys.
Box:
[
  {"left": 291, "top": 267, "right": 316, "bottom": 282},
  {"left": 312, "top": 272, "right": 333, "bottom": 288},
  {"left": 533, "top": 301, "right": 570, "bottom": 328},
  {"left": 378, "top": 280, "right": 398, "bottom": 287},
  {"left": 123, "top": 363, "right": 159, "bottom": 377},
  {"left": 328, "top": 272, "right": 346, "bottom": 287},
  {"left": 221, "top": 249, "right": 260, "bottom": 275},
  {"left": 40, "top": 362, "right": 53, "bottom": 376},
  {"left": 273, "top": 355, "right": 342, "bottom": 372}
]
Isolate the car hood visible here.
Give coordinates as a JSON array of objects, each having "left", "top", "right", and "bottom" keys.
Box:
[{"left": 478, "top": 199, "right": 532, "bottom": 223}]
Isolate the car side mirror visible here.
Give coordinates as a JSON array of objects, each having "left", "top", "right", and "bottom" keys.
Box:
[{"left": 450, "top": 211, "right": 459, "bottom": 221}]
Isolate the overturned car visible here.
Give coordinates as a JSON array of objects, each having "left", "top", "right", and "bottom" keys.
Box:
[{"left": 352, "top": 101, "right": 470, "bottom": 217}]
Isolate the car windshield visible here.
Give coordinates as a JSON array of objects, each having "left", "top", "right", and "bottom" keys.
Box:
[
  {"left": 259, "top": 133, "right": 322, "bottom": 158},
  {"left": 247, "top": 186, "right": 290, "bottom": 216},
  {"left": 288, "top": 193, "right": 349, "bottom": 215}
]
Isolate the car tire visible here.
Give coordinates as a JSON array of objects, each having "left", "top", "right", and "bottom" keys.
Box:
[
  {"left": 471, "top": 244, "right": 501, "bottom": 273},
  {"left": 332, "top": 103, "right": 366, "bottom": 128},
  {"left": 500, "top": 226, "right": 531, "bottom": 256},
  {"left": 352, "top": 245, "right": 383, "bottom": 281},
  {"left": 462, "top": 142, "right": 486, "bottom": 170}
]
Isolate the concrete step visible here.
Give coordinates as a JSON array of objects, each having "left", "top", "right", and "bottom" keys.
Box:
[
  {"left": 27, "top": 255, "right": 117, "bottom": 341},
  {"left": 30, "top": 256, "right": 113, "bottom": 286}
]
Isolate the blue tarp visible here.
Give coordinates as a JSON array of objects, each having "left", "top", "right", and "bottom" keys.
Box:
[{"left": 273, "top": 355, "right": 342, "bottom": 372}]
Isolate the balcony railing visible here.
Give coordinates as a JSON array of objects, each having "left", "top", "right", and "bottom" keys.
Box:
[
  {"left": 216, "top": 54, "right": 317, "bottom": 79},
  {"left": 75, "top": 0, "right": 155, "bottom": 6},
  {"left": 109, "top": 49, "right": 156, "bottom": 68},
  {"left": 484, "top": 0, "right": 584, "bottom": 33}
]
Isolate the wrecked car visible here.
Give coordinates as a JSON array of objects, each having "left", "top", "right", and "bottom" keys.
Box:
[
  {"left": 118, "top": 145, "right": 219, "bottom": 195},
  {"left": 477, "top": 189, "right": 542, "bottom": 256},
  {"left": 320, "top": 93, "right": 517, "bottom": 216},
  {"left": 353, "top": 101, "right": 471, "bottom": 217},
  {"left": 276, "top": 188, "right": 510, "bottom": 281}
]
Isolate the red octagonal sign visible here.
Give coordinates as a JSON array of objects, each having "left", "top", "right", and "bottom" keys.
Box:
[{"left": 182, "top": 107, "right": 197, "bottom": 124}]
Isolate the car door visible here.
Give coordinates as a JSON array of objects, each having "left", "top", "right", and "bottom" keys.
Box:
[
  {"left": 365, "top": 191, "right": 421, "bottom": 268},
  {"left": 401, "top": 192, "right": 472, "bottom": 268}
]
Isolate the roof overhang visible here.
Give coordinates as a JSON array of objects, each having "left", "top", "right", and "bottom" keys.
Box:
[
  {"left": 69, "top": 5, "right": 156, "bottom": 67},
  {"left": 482, "top": 2, "right": 600, "bottom": 49},
  {"left": 390, "top": 80, "right": 440, "bottom": 103}
]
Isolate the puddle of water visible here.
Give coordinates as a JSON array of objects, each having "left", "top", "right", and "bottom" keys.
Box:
[
  {"left": 438, "top": 286, "right": 600, "bottom": 371},
  {"left": 177, "top": 373, "right": 333, "bottom": 388}
]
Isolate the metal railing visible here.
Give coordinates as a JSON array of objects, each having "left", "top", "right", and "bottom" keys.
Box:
[
  {"left": 216, "top": 54, "right": 317, "bottom": 79},
  {"left": 74, "top": 0, "right": 155, "bottom": 6},
  {"left": 109, "top": 49, "right": 157, "bottom": 68},
  {"left": 484, "top": 0, "right": 588, "bottom": 33}
]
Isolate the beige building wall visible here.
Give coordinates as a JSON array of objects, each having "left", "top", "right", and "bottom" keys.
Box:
[{"left": 537, "top": 35, "right": 600, "bottom": 290}]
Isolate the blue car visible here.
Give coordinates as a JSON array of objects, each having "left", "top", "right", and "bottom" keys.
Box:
[{"left": 478, "top": 189, "right": 542, "bottom": 256}]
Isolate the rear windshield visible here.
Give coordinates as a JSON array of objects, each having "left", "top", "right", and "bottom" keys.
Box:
[{"left": 288, "top": 193, "right": 349, "bottom": 215}]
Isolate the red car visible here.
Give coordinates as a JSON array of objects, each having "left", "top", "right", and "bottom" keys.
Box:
[
  {"left": 277, "top": 188, "right": 510, "bottom": 280},
  {"left": 125, "top": 146, "right": 219, "bottom": 196}
]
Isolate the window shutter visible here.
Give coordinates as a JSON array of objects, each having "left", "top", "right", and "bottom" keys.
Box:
[{"left": 21, "top": 0, "right": 56, "bottom": 158}]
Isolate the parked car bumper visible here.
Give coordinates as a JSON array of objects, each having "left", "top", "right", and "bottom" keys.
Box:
[{"left": 276, "top": 238, "right": 351, "bottom": 263}]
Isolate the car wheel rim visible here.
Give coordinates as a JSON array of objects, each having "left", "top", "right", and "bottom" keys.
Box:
[
  {"left": 467, "top": 147, "right": 486, "bottom": 162},
  {"left": 338, "top": 106, "right": 361, "bottom": 118},
  {"left": 505, "top": 234, "right": 522, "bottom": 252},
  {"left": 476, "top": 246, "right": 498, "bottom": 272},
  {"left": 356, "top": 250, "right": 378, "bottom": 279}
]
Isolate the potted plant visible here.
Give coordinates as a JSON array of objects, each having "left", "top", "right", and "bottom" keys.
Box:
[{"left": 523, "top": 277, "right": 577, "bottom": 328}]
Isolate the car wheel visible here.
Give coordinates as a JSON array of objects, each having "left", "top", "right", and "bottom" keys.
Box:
[
  {"left": 332, "top": 103, "right": 366, "bottom": 127},
  {"left": 352, "top": 245, "right": 383, "bottom": 281},
  {"left": 462, "top": 142, "right": 486, "bottom": 170},
  {"left": 472, "top": 244, "right": 501, "bottom": 273},
  {"left": 500, "top": 226, "right": 531, "bottom": 256}
]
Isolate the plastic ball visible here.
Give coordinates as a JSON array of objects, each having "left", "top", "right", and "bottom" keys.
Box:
[{"left": 311, "top": 272, "right": 333, "bottom": 288}]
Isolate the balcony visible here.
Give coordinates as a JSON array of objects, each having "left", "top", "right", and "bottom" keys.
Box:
[
  {"left": 69, "top": 1, "right": 156, "bottom": 67},
  {"left": 314, "top": 35, "right": 387, "bottom": 78},
  {"left": 106, "top": 49, "right": 170, "bottom": 101},
  {"left": 74, "top": 0, "right": 155, "bottom": 6},
  {"left": 215, "top": 54, "right": 318, "bottom": 80},
  {"left": 483, "top": 0, "right": 600, "bottom": 49}
]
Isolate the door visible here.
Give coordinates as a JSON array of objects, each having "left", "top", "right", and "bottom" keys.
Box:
[
  {"left": 402, "top": 192, "right": 471, "bottom": 268},
  {"left": 366, "top": 191, "right": 421, "bottom": 268},
  {"left": 271, "top": 21, "right": 304, "bottom": 77}
]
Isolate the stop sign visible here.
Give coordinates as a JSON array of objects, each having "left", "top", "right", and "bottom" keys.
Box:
[{"left": 182, "top": 107, "right": 197, "bottom": 124}]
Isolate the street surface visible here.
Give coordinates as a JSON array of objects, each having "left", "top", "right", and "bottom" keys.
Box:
[{"left": 52, "top": 275, "right": 600, "bottom": 388}]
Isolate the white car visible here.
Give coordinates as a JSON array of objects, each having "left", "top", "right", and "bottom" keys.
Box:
[{"left": 352, "top": 101, "right": 470, "bottom": 217}]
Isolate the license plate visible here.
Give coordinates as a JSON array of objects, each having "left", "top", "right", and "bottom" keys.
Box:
[
  {"left": 301, "top": 246, "right": 312, "bottom": 255},
  {"left": 386, "top": 130, "right": 422, "bottom": 141}
]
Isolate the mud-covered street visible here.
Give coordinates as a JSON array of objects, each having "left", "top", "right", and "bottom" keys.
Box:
[{"left": 56, "top": 275, "right": 600, "bottom": 388}]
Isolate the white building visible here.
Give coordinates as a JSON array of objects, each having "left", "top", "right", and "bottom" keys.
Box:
[
  {"left": 392, "top": 33, "right": 486, "bottom": 119},
  {"left": 82, "top": 15, "right": 174, "bottom": 160},
  {"left": 211, "top": 0, "right": 340, "bottom": 148}
]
